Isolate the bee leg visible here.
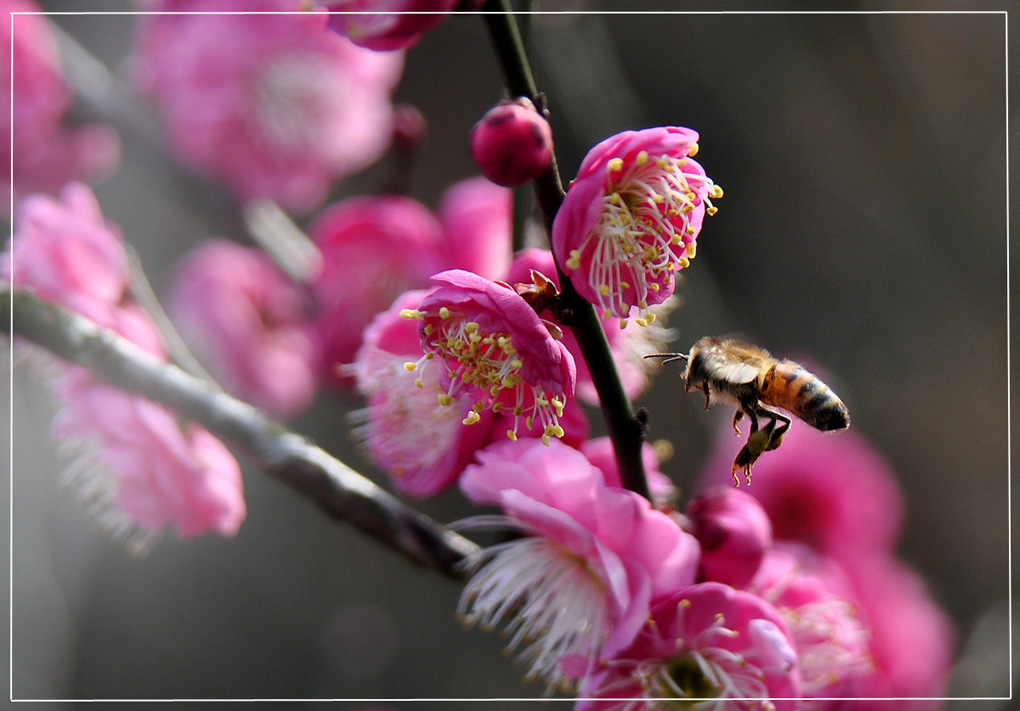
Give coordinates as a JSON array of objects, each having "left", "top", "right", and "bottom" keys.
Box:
[
  {"left": 763, "top": 412, "right": 792, "bottom": 452},
  {"left": 731, "top": 412, "right": 774, "bottom": 486},
  {"left": 732, "top": 409, "right": 745, "bottom": 435},
  {"left": 700, "top": 383, "right": 711, "bottom": 410}
]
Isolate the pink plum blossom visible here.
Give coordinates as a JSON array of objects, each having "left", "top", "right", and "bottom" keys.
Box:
[
  {"left": 348, "top": 290, "right": 495, "bottom": 497},
  {"left": 458, "top": 438, "right": 700, "bottom": 686},
  {"left": 133, "top": 0, "right": 404, "bottom": 211},
  {"left": 404, "top": 269, "right": 577, "bottom": 443},
  {"left": 2, "top": 183, "right": 129, "bottom": 327},
  {"left": 3, "top": 0, "right": 120, "bottom": 205},
  {"left": 168, "top": 239, "right": 320, "bottom": 417},
  {"left": 470, "top": 98, "right": 554, "bottom": 187},
  {"left": 309, "top": 194, "right": 447, "bottom": 382},
  {"left": 5, "top": 184, "right": 246, "bottom": 544},
  {"left": 698, "top": 417, "right": 905, "bottom": 563},
  {"left": 836, "top": 551, "right": 955, "bottom": 709},
  {"left": 686, "top": 485, "right": 773, "bottom": 590},
  {"left": 318, "top": 0, "right": 457, "bottom": 50},
  {"left": 436, "top": 176, "right": 513, "bottom": 281},
  {"left": 552, "top": 126, "right": 721, "bottom": 323},
  {"left": 505, "top": 248, "right": 675, "bottom": 404},
  {"left": 750, "top": 546, "right": 874, "bottom": 702},
  {"left": 575, "top": 582, "right": 801, "bottom": 710},
  {"left": 55, "top": 369, "right": 246, "bottom": 541}
]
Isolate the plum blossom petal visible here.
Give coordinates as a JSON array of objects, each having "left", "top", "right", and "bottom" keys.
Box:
[
  {"left": 168, "top": 240, "right": 320, "bottom": 417},
  {"left": 457, "top": 439, "right": 700, "bottom": 687},
  {"left": 318, "top": 0, "right": 457, "bottom": 51},
  {"left": 552, "top": 126, "right": 721, "bottom": 323},
  {"left": 405, "top": 269, "right": 577, "bottom": 443}
]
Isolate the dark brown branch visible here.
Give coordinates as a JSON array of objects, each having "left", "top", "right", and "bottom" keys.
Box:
[
  {"left": 3, "top": 289, "right": 479, "bottom": 578},
  {"left": 479, "top": 1, "right": 651, "bottom": 500}
]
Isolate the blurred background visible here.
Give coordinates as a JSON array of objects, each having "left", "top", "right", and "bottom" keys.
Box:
[{"left": 5, "top": 0, "right": 1014, "bottom": 706}]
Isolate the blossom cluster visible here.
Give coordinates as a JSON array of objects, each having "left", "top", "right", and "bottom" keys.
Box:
[{"left": 4, "top": 4, "right": 957, "bottom": 707}]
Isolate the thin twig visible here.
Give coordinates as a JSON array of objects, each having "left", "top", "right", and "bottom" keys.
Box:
[
  {"left": 479, "top": 1, "right": 651, "bottom": 500},
  {"left": 3, "top": 289, "right": 479, "bottom": 578}
]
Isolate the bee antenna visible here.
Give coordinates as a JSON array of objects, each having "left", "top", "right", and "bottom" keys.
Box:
[{"left": 644, "top": 352, "right": 689, "bottom": 365}]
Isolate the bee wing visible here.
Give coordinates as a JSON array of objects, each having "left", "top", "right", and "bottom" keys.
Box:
[{"left": 700, "top": 345, "right": 762, "bottom": 385}]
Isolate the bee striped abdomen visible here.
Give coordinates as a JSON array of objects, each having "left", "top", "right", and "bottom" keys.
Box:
[{"left": 761, "top": 362, "right": 850, "bottom": 431}]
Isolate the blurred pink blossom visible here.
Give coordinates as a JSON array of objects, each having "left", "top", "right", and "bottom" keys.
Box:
[
  {"left": 458, "top": 438, "right": 700, "bottom": 686},
  {"left": 318, "top": 0, "right": 456, "bottom": 50},
  {"left": 133, "top": 0, "right": 403, "bottom": 211},
  {"left": 3, "top": 0, "right": 120, "bottom": 206},
  {"left": 2, "top": 182, "right": 129, "bottom": 327},
  {"left": 552, "top": 126, "right": 721, "bottom": 323},
  {"left": 436, "top": 175, "right": 513, "bottom": 281},
  {"left": 750, "top": 546, "right": 874, "bottom": 702},
  {"left": 5, "top": 183, "right": 246, "bottom": 543},
  {"left": 55, "top": 369, "right": 246, "bottom": 540},
  {"left": 405, "top": 269, "right": 577, "bottom": 444},
  {"left": 698, "top": 417, "right": 905, "bottom": 562},
  {"left": 686, "top": 485, "right": 773, "bottom": 589},
  {"left": 309, "top": 194, "right": 447, "bottom": 381},
  {"left": 168, "top": 240, "right": 320, "bottom": 417},
  {"left": 505, "top": 248, "right": 675, "bottom": 404},
  {"left": 574, "top": 582, "right": 801, "bottom": 710}
]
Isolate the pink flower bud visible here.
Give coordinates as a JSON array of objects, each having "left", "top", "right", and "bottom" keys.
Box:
[
  {"left": 686, "top": 485, "right": 773, "bottom": 589},
  {"left": 469, "top": 98, "right": 553, "bottom": 187}
]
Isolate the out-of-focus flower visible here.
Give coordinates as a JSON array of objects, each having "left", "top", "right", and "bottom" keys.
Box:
[
  {"left": 317, "top": 0, "right": 457, "bottom": 50},
  {"left": 3, "top": 0, "right": 120, "bottom": 205},
  {"left": 436, "top": 176, "right": 513, "bottom": 281},
  {"left": 698, "top": 417, "right": 904, "bottom": 563},
  {"left": 574, "top": 582, "right": 800, "bottom": 710},
  {"left": 5, "top": 183, "right": 246, "bottom": 545},
  {"left": 458, "top": 439, "right": 700, "bottom": 686},
  {"left": 404, "top": 269, "right": 576, "bottom": 444},
  {"left": 552, "top": 126, "right": 721, "bottom": 323},
  {"left": 55, "top": 369, "right": 246, "bottom": 543},
  {"left": 686, "top": 485, "right": 773, "bottom": 589},
  {"left": 133, "top": 0, "right": 403, "bottom": 211},
  {"left": 310, "top": 194, "right": 446, "bottom": 382},
  {"left": 2, "top": 182, "right": 128, "bottom": 326},
  {"left": 751, "top": 546, "right": 874, "bottom": 702},
  {"left": 838, "top": 551, "right": 955, "bottom": 709},
  {"left": 579, "top": 436, "right": 675, "bottom": 504},
  {"left": 168, "top": 240, "right": 320, "bottom": 417},
  {"left": 470, "top": 98, "right": 554, "bottom": 187},
  {"left": 348, "top": 290, "right": 495, "bottom": 497},
  {"left": 505, "top": 248, "right": 675, "bottom": 404}
]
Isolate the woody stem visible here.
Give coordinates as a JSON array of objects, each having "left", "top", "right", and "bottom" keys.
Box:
[{"left": 479, "top": 0, "right": 651, "bottom": 501}]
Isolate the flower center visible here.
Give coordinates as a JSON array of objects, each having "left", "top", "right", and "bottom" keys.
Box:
[
  {"left": 254, "top": 53, "right": 340, "bottom": 153},
  {"left": 568, "top": 150, "right": 721, "bottom": 323},
  {"left": 402, "top": 307, "right": 565, "bottom": 443}
]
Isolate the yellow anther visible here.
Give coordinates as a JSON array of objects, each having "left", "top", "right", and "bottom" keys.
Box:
[
  {"left": 403, "top": 361, "right": 418, "bottom": 371},
  {"left": 608, "top": 157, "right": 624, "bottom": 172},
  {"left": 619, "top": 318, "right": 628, "bottom": 330},
  {"left": 670, "top": 234, "right": 683, "bottom": 246},
  {"left": 619, "top": 281, "right": 630, "bottom": 289},
  {"left": 492, "top": 402, "right": 504, "bottom": 413},
  {"left": 414, "top": 378, "right": 424, "bottom": 388},
  {"left": 688, "top": 142, "right": 699, "bottom": 157},
  {"left": 649, "top": 282, "right": 660, "bottom": 292},
  {"left": 510, "top": 358, "right": 523, "bottom": 369},
  {"left": 551, "top": 397, "right": 564, "bottom": 416},
  {"left": 567, "top": 250, "right": 582, "bottom": 269},
  {"left": 636, "top": 317, "right": 648, "bottom": 327},
  {"left": 438, "top": 393, "right": 453, "bottom": 406},
  {"left": 706, "top": 206, "right": 718, "bottom": 216},
  {"left": 506, "top": 429, "right": 518, "bottom": 441},
  {"left": 646, "top": 312, "right": 657, "bottom": 325},
  {"left": 635, "top": 151, "right": 649, "bottom": 166},
  {"left": 525, "top": 416, "right": 534, "bottom": 430},
  {"left": 679, "top": 256, "right": 690, "bottom": 269},
  {"left": 709, "top": 185, "right": 724, "bottom": 199},
  {"left": 599, "top": 284, "right": 611, "bottom": 296},
  {"left": 464, "top": 321, "right": 479, "bottom": 333},
  {"left": 541, "top": 434, "right": 551, "bottom": 446},
  {"left": 686, "top": 242, "right": 697, "bottom": 258},
  {"left": 462, "top": 411, "right": 481, "bottom": 426},
  {"left": 439, "top": 306, "right": 450, "bottom": 319},
  {"left": 399, "top": 308, "right": 422, "bottom": 320}
]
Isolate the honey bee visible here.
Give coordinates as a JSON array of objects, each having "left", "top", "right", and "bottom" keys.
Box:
[{"left": 647, "top": 336, "right": 850, "bottom": 485}]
